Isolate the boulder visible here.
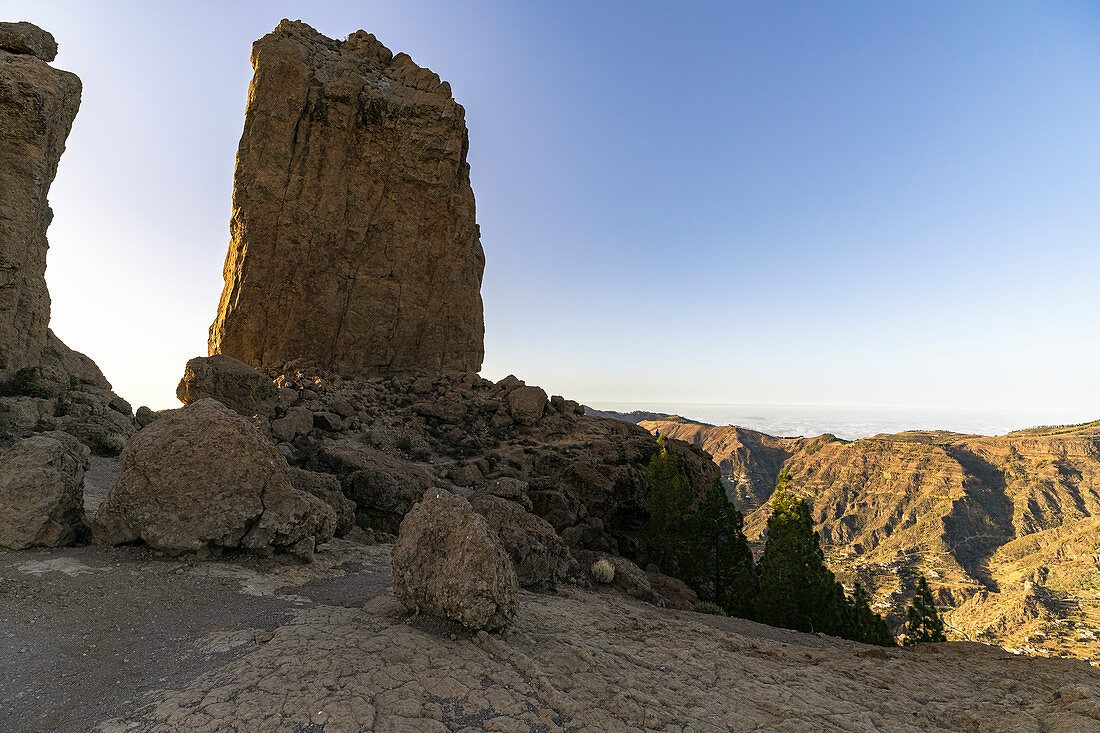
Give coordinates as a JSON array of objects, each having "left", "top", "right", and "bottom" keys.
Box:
[
  {"left": 176, "top": 354, "right": 277, "bottom": 417},
  {"left": 286, "top": 467, "right": 355, "bottom": 536},
  {"left": 470, "top": 491, "right": 572, "bottom": 591},
  {"left": 91, "top": 399, "right": 335, "bottom": 559},
  {"left": 647, "top": 571, "right": 699, "bottom": 611},
  {"left": 0, "top": 27, "right": 81, "bottom": 384},
  {"left": 209, "top": 20, "right": 484, "bottom": 375},
  {"left": 0, "top": 21, "right": 58, "bottom": 61},
  {"left": 271, "top": 405, "right": 313, "bottom": 442},
  {"left": 58, "top": 407, "right": 136, "bottom": 456},
  {"left": 0, "top": 431, "right": 88, "bottom": 549},
  {"left": 506, "top": 385, "right": 547, "bottom": 425},
  {"left": 314, "top": 439, "right": 433, "bottom": 533},
  {"left": 312, "top": 411, "right": 347, "bottom": 432},
  {"left": 479, "top": 477, "right": 533, "bottom": 511},
  {"left": 135, "top": 406, "right": 159, "bottom": 428},
  {"left": 392, "top": 489, "right": 517, "bottom": 631}
]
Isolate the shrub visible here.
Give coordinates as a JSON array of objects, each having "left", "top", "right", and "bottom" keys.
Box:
[
  {"left": 102, "top": 433, "right": 128, "bottom": 455},
  {"left": 18, "top": 381, "right": 53, "bottom": 399},
  {"left": 691, "top": 601, "right": 728, "bottom": 616},
  {"left": 591, "top": 558, "right": 615, "bottom": 584}
]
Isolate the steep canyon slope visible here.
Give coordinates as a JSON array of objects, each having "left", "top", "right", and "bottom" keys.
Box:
[{"left": 643, "top": 418, "right": 1100, "bottom": 661}]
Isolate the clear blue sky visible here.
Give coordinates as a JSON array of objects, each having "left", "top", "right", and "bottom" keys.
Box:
[{"left": 4, "top": 1, "right": 1099, "bottom": 417}]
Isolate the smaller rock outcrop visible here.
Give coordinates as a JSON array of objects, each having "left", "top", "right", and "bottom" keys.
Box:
[
  {"left": 0, "top": 28, "right": 137, "bottom": 457},
  {"left": 0, "top": 430, "right": 88, "bottom": 549},
  {"left": 92, "top": 399, "right": 335, "bottom": 559},
  {"left": 313, "top": 440, "right": 433, "bottom": 534},
  {"left": 391, "top": 489, "right": 518, "bottom": 631},
  {"left": 176, "top": 354, "right": 278, "bottom": 417},
  {"left": 286, "top": 467, "right": 356, "bottom": 536},
  {"left": 0, "top": 21, "right": 58, "bottom": 61},
  {"left": 470, "top": 490, "right": 573, "bottom": 591},
  {"left": 0, "top": 23, "right": 80, "bottom": 384}
]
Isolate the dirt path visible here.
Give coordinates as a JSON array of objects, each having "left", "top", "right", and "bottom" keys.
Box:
[{"left": 0, "top": 538, "right": 393, "bottom": 733}]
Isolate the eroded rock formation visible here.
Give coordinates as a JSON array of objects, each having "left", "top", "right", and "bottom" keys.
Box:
[
  {"left": 0, "top": 22, "right": 80, "bottom": 383},
  {"left": 0, "top": 22, "right": 135, "bottom": 465},
  {"left": 209, "top": 20, "right": 485, "bottom": 376}
]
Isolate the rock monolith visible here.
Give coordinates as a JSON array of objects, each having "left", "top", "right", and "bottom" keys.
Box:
[
  {"left": 0, "top": 22, "right": 80, "bottom": 385},
  {"left": 209, "top": 20, "right": 485, "bottom": 376}
]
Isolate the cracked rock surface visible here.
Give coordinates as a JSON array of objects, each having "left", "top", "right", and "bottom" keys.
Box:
[{"left": 4, "top": 535, "right": 1099, "bottom": 733}]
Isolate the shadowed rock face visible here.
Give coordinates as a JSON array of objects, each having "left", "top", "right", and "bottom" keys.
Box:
[
  {"left": 0, "top": 23, "right": 133, "bottom": 459},
  {"left": 209, "top": 20, "right": 485, "bottom": 376},
  {"left": 0, "top": 22, "right": 80, "bottom": 382}
]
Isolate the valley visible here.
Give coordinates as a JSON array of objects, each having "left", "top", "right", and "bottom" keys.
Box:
[{"left": 641, "top": 418, "right": 1100, "bottom": 662}]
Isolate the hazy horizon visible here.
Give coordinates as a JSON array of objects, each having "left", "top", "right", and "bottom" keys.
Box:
[
  {"left": 3, "top": 0, "right": 1098, "bottom": 419},
  {"left": 586, "top": 401, "right": 1100, "bottom": 440}
]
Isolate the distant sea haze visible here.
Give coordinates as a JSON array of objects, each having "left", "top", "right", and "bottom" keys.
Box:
[{"left": 593, "top": 403, "right": 1100, "bottom": 441}]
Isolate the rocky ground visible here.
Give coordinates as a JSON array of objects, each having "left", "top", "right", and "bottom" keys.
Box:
[{"left": 3, "top": 466, "right": 1100, "bottom": 733}]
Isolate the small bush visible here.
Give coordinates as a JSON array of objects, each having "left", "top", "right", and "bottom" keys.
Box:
[
  {"left": 102, "top": 433, "right": 128, "bottom": 455},
  {"left": 18, "top": 381, "right": 53, "bottom": 399},
  {"left": 68, "top": 374, "right": 83, "bottom": 392},
  {"left": 591, "top": 558, "right": 615, "bottom": 584},
  {"left": 692, "top": 601, "right": 728, "bottom": 616}
]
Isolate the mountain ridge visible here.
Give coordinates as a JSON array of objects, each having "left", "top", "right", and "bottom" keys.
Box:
[{"left": 639, "top": 416, "right": 1100, "bottom": 661}]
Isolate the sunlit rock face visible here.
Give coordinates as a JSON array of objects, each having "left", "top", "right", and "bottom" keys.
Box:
[
  {"left": 0, "top": 22, "right": 80, "bottom": 383},
  {"left": 209, "top": 20, "right": 485, "bottom": 376}
]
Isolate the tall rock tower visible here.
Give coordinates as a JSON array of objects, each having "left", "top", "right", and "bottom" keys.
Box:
[
  {"left": 209, "top": 20, "right": 485, "bottom": 376},
  {"left": 0, "top": 22, "right": 81, "bottom": 384}
]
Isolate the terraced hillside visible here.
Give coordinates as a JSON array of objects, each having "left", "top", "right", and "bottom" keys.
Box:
[{"left": 641, "top": 418, "right": 1100, "bottom": 661}]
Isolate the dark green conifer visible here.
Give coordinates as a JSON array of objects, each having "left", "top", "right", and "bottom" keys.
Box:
[
  {"left": 683, "top": 477, "right": 756, "bottom": 617},
  {"left": 849, "top": 582, "right": 896, "bottom": 647},
  {"left": 905, "top": 575, "right": 946, "bottom": 643},
  {"left": 754, "top": 473, "right": 853, "bottom": 638},
  {"left": 643, "top": 435, "right": 693, "bottom": 564}
]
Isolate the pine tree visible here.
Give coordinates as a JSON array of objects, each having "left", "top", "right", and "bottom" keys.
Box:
[
  {"left": 682, "top": 477, "right": 756, "bottom": 617},
  {"left": 905, "top": 575, "right": 946, "bottom": 644},
  {"left": 754, "top": 474, "right": 854, "bottom": 638},
  {"left": 643, "top": 435, "right": 693, "bottom": 566},
  {"left": 849, "top": 582, "right": 896, "bottom": 647}
]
